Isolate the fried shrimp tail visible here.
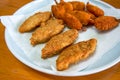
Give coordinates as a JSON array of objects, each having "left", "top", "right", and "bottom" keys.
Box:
[
  {"left": 19, "top": 12, "right": 51, "bottom": 33},
  {"left": 54, "top": 0, "right": 58, "bottom": 4},
  {"left": 42, "top": 29, "right": 78, "bottom": 59},
  {"left": 56, "top": 38, "right": 97, "bottom": 71}
]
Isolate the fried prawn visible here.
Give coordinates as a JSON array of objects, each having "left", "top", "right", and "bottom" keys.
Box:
[
  {"left": 86, "top": 2, "right": 104, "bottom": 17},
  {"left": 69, "top": 1, "right": 85, "bottom": 11},
  {"left": 63, "top": 13, "right": 82, "bottom": 30},
  {"left": 94, "top": 16, "right": 119, "bottom": 31},
  {"left": 69, "top": 11, "right": 93, "bottom": 25}
]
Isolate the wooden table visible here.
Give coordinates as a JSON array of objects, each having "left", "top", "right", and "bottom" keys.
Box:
[{"left": 0, "top": 0, "right": 120, "bottom": 80}]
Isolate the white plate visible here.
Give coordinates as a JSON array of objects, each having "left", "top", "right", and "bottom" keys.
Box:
[{"left": 5, "top": 0, "right": 120, "bottom": 76}]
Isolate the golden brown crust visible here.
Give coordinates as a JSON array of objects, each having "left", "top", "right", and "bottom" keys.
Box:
[
  {"left": 19, "top": 12, "right": 51, "bottom": 33},
  {"left": 63, "top": 13, "right": 82, "bottom": 30},
  {"left": 69, "top": 11, "right": 92, "bottom": 25},
  {"left": 51, "top": 5, "right": 65, "bottom": 19},
  {"left": 51, "top": 0, "right": 73, "bottom": 19},
  {"left": 41, "top": 29, "right": 78, "bottom": 59},
  {"left": 86, "top": 11, "right": 96, "bottom": 25},
  {"left": 30, "top": 18, "right": 64, "bottom": 46},
  {"left": 59, "top": 0, "right": 73, "bottom": 12},
  {"left": 69, "top": 1, "right": 85, "bottom": 11},
  {"left": 86, "top": 2, "right": 104, "bottom": 17},
  {"left": 56, "top": 38, "right": 97, "bottom": 71},
  {"left": 94, "top": 16, "right": 119, "bottom": 31}
]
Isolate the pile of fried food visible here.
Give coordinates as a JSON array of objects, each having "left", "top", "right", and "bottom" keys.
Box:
[{"left": 19, "top": 0, "right": 119, "bottom": 71}]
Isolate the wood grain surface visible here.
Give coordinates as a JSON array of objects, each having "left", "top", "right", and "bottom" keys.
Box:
[{"left": 0, "top": 0, "right": 120, "bottom": 80}]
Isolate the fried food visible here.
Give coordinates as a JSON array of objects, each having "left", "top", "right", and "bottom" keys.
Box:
[
  {"left": 59, "top": 0, "right": 73, "bottom": 12},
  {"left": 42, "top": 29, "right": 78, "bottom": 59},
  {"left": 69, "top": 11, "right": 93, "bottom": 25},
  {"left": 52, "top": 0, "right": 73, "bottom": 19},
  {"left": 30, "top": 18, "right": 64, "bottom": 46},
  {"left": 19, "top": 12, "right": 51, "bottom": 33},
  {"left": 51, "top": 5, "right": 65, "bottom": 19},
  {"left": 86, "top": 2, "right": 104, "bottom": 17},
  {"left": 86, "top": 11, "right": 96, "bottom": 25},
  {"left": 56, "top": 38, "right": 97, "bottom": 71},
  {"left": 69, "top": 1, "right": 85, "bottom": 11},
  {"left": 94, "top": 16, "right": 119, "bottom": 31},
  {"left": 63, "top": 13, "right": 82, "bottom": 30}
]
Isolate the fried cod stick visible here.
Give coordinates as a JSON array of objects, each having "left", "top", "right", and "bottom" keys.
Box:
[
  {"left": 56, "top": 38, "right": 97, "bottom": 71},
  {"left": 42, "top": 29, "right": 78, "bottom": 59},
  {"left": 19, "top": 12, "right": 51, "bottom": 33},
  {"left": 30, "top": 18, "right": 64, "bottom": 46}
]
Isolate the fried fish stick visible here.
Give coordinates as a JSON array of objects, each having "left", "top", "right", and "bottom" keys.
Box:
[
  {"left": 30, "top": 18, "right": 64, "bottom": 46},
  {"left": 63, "top": 13, "right": 82, "bottom": 30},
  {"left": 56, "top": 38, "right": 97, "bottom": 71},
  {"left": 69, "top": 1, "right": 85, "bottom": 11},
  {"left": 19, "top": 12, "right": 51, "bottom": 33},
  {"left": 94, "top": 16, "right": 119, "bottom": 31},
  {"left": 86, "top": 2, "right": 104, "bottom": 17},
  {"left": 42, "top": 29, "right": 78, "bottom": 59}
]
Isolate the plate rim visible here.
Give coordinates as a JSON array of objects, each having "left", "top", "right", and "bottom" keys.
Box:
[{"left": 4, "top": 0, "right": 120, "bottom": 76}]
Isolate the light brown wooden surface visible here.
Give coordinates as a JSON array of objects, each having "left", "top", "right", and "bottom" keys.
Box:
[{"left": 0, "top": 0, "right": 120, "bottom": 80}]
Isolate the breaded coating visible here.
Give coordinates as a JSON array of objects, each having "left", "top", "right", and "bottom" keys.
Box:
[
  {"left": 86, "top": 11, "right": 96, "bottom": 25},
  {"left": 59, "top": 0, "right": 73, "bottom": 12},
  {"left": 94, "top": 16, "right": 119, "bottom": 31},
  {"left": 30, "top": 18, "right": 64, "bottom": 46},
  {"left": 51, "top": 5, "right": 65, "bottom": 19},
  {"left": 56, "top": 38, "right": 97, "bottom": 71},
  {"left": 42, "top": 29, "right": 78, "bottom": 59},
  {"left": 69, "top": 11, "right": 92, "bottom": 25},
  {"left": 69, "top": 1, "right": 85, "bottom": 11},
  {"left": 51, "top": 0, "right": 73, "bottom": 19},
  {"left": 63, "top": 13, "right": 82, "bottom": 30},
  {"left": 19, "top": 12, "right": 51, "bottom": 33},
  {"left": 86, "top": 2, "right": 104, "bottom": 17}
]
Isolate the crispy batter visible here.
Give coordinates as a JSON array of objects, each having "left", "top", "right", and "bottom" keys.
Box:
[
  {"left": 58, "top": 0, "right": 73, "bottom": 12},
  {"left": 86, "top": 2, "right": 104, "bottom": 17},
  {"left": 19, "top": 12, "right": 51, "bottom": 33},
  {"left": 42, "top": 29, "right": 78, "bottom": 59},
  {"left": 30, "top": 18, "right": 64, "bottom": 46},
  {"left": 51, "top": 5, "right": 65, "bottom": 19},
  {"left": 56, "top": 38, "right": 97, "bottom": 71},
  {"left": 69, "top": 11, "right": 92, "bottom": 25},
  {"left": 63, "top": 13, "right": 82, "bottom": 30},
  {"left": 94, "top": 16, "right": 119, "bottom": 31},
  {"left": 86, "top": 11, "right": 96, "bottom": 25},
  {"left": 51, "top": 0, "right": 73, "bottom": 19},
  {"left": 87, "top": 11, "right": 96, "bottom": 19},
  {"left": 69, "top": 1, "right": 85, "bottom": 11}
]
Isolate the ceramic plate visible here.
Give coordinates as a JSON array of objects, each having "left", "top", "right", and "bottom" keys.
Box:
[{"left": 5, "top": 0, "right": 120, "bottom": 76}]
